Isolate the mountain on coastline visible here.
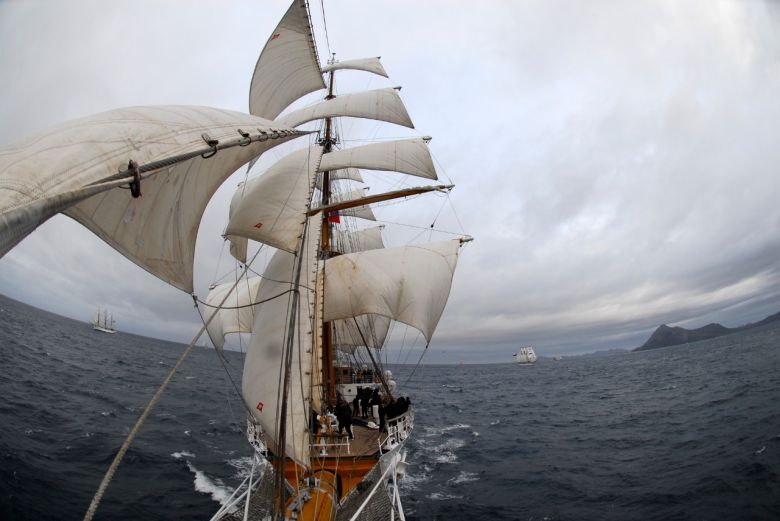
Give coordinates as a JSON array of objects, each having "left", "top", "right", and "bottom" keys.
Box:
[{"left": 634, "top": 310, "right": 780, "bottom": 351}]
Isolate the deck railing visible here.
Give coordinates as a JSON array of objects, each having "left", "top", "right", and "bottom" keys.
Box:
[{"left": 382, "top": 409, "right": 413, "bottom": 451}]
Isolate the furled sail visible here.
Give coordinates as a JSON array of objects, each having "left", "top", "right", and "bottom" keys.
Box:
[
  {"left": 0, "top": 105, "right": 302, "bottom": 291},
  {"left": 319, "top": 138, "right": 438, "bottom": 180},
  {"left": 204, "top": 277, "right": 262, "bottom": 350},
  {"left": 321, "top": 57, "right": 388, "bottom": 78},
  {"left": 248, "top": 0, "right": 325, "bottom": 120},
  {"left": 323, "top": 240, "right": 463, "bottom": 342},
  {"left": 275, "top": 88, "right": 414, "bottom": 129},
  {"left": 242, "top": 218, "right": 321, "bottom": 467},
  {"left": 224, "top": 146, "right": 323, "bottom": 253}
]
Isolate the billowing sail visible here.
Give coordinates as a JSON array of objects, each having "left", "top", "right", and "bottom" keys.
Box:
[
  {"left": 319, "top": 138, "right": 437, "bottom": 180},
  {"left": 249, "top": 0, "right": 325, "bottom": 119},
  {"left": 323, "top": 240, "right": 462, "bottom": 342},
  {"left": 275, "top": 88, "right": 414, "bottom": 129},
  {"left": 226, "top": 182, "right": 249, "bottom": 263},
  {"left": 242, "top": 218, "right": 321, "bottom": 467},
  {"left": 330, "top": 226, "right": 387, "bottom": 351},
  {"left": 321, "top": 57, "right": 388, "bottom": 78},
  {"left": 0, "top": 105, "right": 303, "bottom": 292},
  {"left": 225, "top": 146, "right": 323, "bottom": 253},
  {"left": 204, "top": 277, "right": 263, "bottom": 350}
]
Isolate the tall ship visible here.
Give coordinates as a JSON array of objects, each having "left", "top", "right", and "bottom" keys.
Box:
[
  {"left": 0, "top": 1, "right": 470, "bottom": 520},
  {"left": 91, "top": 308, "right": 116, "bottom": 334},
  {"left": 514, "top": 346, "right": 538, "bottom": 365}
]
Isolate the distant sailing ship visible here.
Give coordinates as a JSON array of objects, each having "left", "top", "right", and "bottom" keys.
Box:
[
  {"left": 514, "top": 346, "right": 537, "bottom": 365},
  {"left": 91, "top": 309, "right": 116, "bottom": 334}
]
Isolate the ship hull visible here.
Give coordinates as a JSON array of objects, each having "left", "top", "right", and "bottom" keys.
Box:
[{"left": 92, "top": 325, "right": 116, "bottom": 334}]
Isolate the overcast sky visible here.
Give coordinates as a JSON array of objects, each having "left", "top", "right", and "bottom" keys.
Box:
[{"left": 1, "top": 0, "right": 780, "bottom": 363}]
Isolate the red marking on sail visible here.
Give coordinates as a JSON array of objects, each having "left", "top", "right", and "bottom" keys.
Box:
[
  {"left": 254, "top": 222, "right": 263, "bottom": 229},
  {"left": 270, "top": 33, "right": 280, "bottom": 41},
  {"left": 256, "top": 402, "right": 264, "bottom": 412}
]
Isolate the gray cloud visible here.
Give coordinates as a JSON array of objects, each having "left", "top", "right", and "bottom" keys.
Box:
[{"left": 2, "top": 1, "right": 780, "bottom": 363}]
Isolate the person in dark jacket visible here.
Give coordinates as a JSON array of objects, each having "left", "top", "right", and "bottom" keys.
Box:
[
  {"left": 352, "top": 388, "right": 362, "bottom": 417},
  {"left": 360, "top": 388, "right": 371, "bottom": 418},
  {"left": 335, "top": 397, "right": 354, "bottom": 440}
]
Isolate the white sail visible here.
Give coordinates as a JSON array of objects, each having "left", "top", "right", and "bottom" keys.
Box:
[
  {"left": 332, "top": 314, "right": 391, "bottom": 352},
  {"left": 319, "top": 138, "right": 438, "bottom": 180},
  {"left": 242, "top": 218, "right": 321, "bottom": 467},
  {"left": 275, "top": 88, "right": 414, "bottom": 129},
  {"left": 330, "top": 226, "right": 387, "bottom": 351},
  {"left": 314, "top": 188, "right": 376, "bottom": 222},
  {"left": 314, "top": 167, "right": 363, "bottom": 191},
  {"left": 321, "top": 57, "right": 388, "bottom": 78},
  {"left": 224, "top": 147, "right": 323, "bottom": 253},
  {"left": 0, "top": 105, "right": 302, "bottom": 291},
  {"left": 248, "top": 0, "right": 325, "bottom": 120},
  {"left": 332, "top": 226, "right": 384, "bottom": 254},
  {"left": 323, "top": 239, "right": 462, "bottom": 343},
  {"left": 204, "top": 277, "right": 263, "bottom": 350},
  {"left": 228, "top": 236, "right": 248, "bottom": 264},
  {"left": 514, "top": 346, "right": 537, "bottom": 365},
  {"left": 339, "top": 205, "right": 376, "bottom": 221}
]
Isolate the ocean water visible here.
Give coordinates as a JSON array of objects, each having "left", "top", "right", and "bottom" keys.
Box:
[{"left": 1, "top": 293, "right": 779, "bottom": 520}]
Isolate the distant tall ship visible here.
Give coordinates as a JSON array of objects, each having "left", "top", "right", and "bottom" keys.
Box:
[
  {"left": 91, "top": 309, "right": 116, "bottom": 334},
  {"left": 514, "top": 346, "right": 537, "bottom": 365}
]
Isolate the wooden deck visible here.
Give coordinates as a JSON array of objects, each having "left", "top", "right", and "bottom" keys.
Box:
[{"left": 311, "top": 420, "right": 382, "bottom": 459}]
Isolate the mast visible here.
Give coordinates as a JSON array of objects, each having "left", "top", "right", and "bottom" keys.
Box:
[{"left": 320, "top": 54, "right": 337, "bottom": 410}]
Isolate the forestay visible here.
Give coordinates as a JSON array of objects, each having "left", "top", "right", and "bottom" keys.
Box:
[
  {"left": 323, "top": 240, "right": 462, "bottom": 343},
  {"left": 0, "top": 105, "right": 301, "bottom": 291},
  {"left": 248, "top": 0, "right": 325, "bottom": 120}
]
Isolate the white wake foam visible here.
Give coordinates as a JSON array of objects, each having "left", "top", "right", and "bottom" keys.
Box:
[
  {"left": 171, "top": 451, "right": 195, "bottom": 459},
  {"left": 186, "top": 461, "right": 234, "bottom": 505},
  {"left": 447, "top": 470, "right": 479, "bottom": 485}
]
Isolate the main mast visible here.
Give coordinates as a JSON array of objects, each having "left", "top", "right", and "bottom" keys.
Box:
[{"left": 320, "top": 54, "right": 337, "bottom": 410}]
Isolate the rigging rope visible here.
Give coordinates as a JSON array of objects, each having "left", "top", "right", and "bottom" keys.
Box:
[
  {"left": 319, "top": 0, "right": 332, "bottom": 56},
  {"left": 82, "top": 263, "right": 255, "bottom": 521}
]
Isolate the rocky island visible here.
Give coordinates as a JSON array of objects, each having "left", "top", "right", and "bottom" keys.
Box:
[{"left": 633, "top": 310, "right": 780, "bottom": 351}]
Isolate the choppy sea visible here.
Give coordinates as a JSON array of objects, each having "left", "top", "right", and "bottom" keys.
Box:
[{"left": 1, "top": 292, "right": 779, "bottom": 520}]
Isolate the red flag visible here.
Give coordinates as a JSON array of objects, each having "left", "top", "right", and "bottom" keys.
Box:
[{"left": 328, "top": 213, "right": 340, "bottom": 224}]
